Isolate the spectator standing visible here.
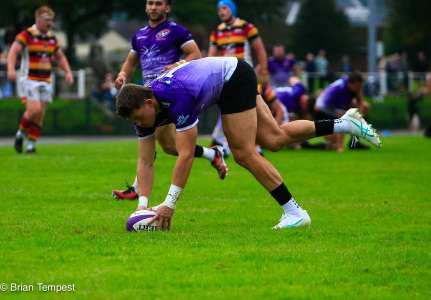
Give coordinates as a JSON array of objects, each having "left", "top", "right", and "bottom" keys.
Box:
[
  {"left": 399, "top": 52, "right": 409, "bottom": 90},
  {"left": 305, "top": 52, "right": 316, "bottom": 93},
  {"left": 268, "top": 44, "right": 295, "bottom": 87},
  {"left": 340, "top": 55, "right": 351, "bottom": 74},
  {"left": 89, "top": 44, "right": 114, "bottom": 110},
  {"left": 413, "top": 51, "right": 429, "bottom": 74},
  {"left": 315, "top": 49, "right": 329, "bottom": 88}
]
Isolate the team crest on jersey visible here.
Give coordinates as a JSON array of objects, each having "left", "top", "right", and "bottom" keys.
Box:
[{"left": 156, "top": 29, "right": 171, "bottom": 40}]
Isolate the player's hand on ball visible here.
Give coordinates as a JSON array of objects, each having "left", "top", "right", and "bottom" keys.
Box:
[{"left": 153, "top": 205, "right": 174, "bottom": 231}]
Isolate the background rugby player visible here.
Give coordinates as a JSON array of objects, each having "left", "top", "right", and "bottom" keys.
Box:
[
  {"left": 314, "top": 72, "right": 370, "bottom": 151},
  {"left": 8, "top": 6, "right": 74, "bottom": 154}
]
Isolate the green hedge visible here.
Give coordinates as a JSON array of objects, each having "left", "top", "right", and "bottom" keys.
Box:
[
  {"left": 0, "top": 99, "right": 132, "bottom": 136},
  {"left": 0, "top": 98, "right": 219, "bottom": 136},
  {"left": 367, "top": 96, "right": 431, "bottom": 129}
]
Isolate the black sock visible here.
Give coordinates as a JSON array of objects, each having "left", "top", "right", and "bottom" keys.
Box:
[
  {"left": 270, "top": 183, "right": 292, "bottom": 206},
  {"left": 314, "top": 120, "right": 334, "bottom": 137},
  {"left": 194, "top": 145, "right": 204, "bottom": 157}
]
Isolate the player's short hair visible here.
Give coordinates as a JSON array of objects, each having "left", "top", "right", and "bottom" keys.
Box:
[
  {"left": 348, "top": 71, "right": 363, "bottom": 84},
  {"left": 148, "top": 0, "right": 172, "bottom": 5},
  {"left": 35, "top": 5, "right": 55, "bottom": 19},
  {"left": 116, "top": 84, "right": 154, "bottom": 118}
]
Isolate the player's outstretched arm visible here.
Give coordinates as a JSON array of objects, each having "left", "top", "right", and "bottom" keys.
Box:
[
  {"left": 115, "top": 51, "right": 139, "bottom": 89},
  {"left": 164, "top": 41, "right": 201, "bottom": 71},
  {"left": 171, "top": 126, "right": 198, "bottom": 188},
  {"left": 252, "top": 37, "right": 269, "bottom": 83},
  {"left": 136, "top": 136, "right": 156, "bottom": 210},
  {"left": 181, "top": 41, "right": 201, "bottom": 61},
  {"left": 154, "top": 126, "right": 198, "bottom": 230},
  {"left": 7, "top": 42, "right": 23, "bottom": 82},
  {"left": 55, "top": 48, "right": 74, "bottom": 85}
]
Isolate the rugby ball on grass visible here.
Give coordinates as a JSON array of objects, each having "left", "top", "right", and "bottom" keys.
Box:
[{"left": 126, "top": 210, "right": 158, "bottom": 232}]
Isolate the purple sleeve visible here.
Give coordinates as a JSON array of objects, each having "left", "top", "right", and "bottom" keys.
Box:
[
  {"left": 267, "top": 58, "right": 276, "bottom": 74},
  {"left": 174, "top": 25, "right": 193, "bottom": 49},
  {"left": 171, "top": 98, "right": 198, "bottom": 131},
  {"left": 294, "top": 84, "right": 307, "bottom": 98},
  {"left": 152, "top": 83, "right": 198, "bottom": 132},
  {"left": 131, "top": 34, "right": 138, "bottom": 52}
]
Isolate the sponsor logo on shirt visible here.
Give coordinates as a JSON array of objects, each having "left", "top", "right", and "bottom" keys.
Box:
[
  {"left": 177, "top": 114, "right": 189, "bottom": 126},
  {"left": 156, "top": 29, "right": 171, "bottom": 40}
]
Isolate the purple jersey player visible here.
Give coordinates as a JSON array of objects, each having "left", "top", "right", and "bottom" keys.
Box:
[
  {"left": 315, "top": 75, "right": 362, "bottom": 117},
  {"left": 134, "top": 57, "right": 239, "bottom": 138},
  {"left": 131, "top": 20, "right": 193, "bottom": 84},
  {"left": 268, "top": 44, "right": 295, "bottom": 87},
  {"left": 275, "top": 77, "right": 309, "bottom": 119},
  {"left": 314, "top": 72, "right": 371, "bottom": 151},
  {"left": 112, "top": 0, "right": 227, "bottom": 203},
  {"left": 115, "top": 57, "right": 381, "bottom": 231}
]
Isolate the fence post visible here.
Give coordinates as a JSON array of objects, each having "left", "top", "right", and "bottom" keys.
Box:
[
  {"left": 301, "top": 72, "right": 308, "bottom": 89},
  {"left": 77, "top": 69, "right": 86, "bottom": 99},
  {"left": 408, "top": 72, "right": 414, "bottom": 92},
  {"left": 379, "top": 71, "right": 387, "bottom": 97}
]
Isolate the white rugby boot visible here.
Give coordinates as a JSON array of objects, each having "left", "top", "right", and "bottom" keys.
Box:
[
  {"left": 272, "top": 209, "right": 311, "bottom": 230},
  {"left": 340, "top": 108, "right": 382, "bottom": 147}
]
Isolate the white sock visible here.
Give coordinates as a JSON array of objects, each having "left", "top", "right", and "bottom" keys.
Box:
[
  {"left": 202, "top": 146, "right": 216, "bottom": 161},
  {"left": 132, "top": 176, "right": 138, "bottom": 191},
  {"left": 333, "top": 118, "right": 350, "bottom": 134},
  {"left": 16, "top": 130, "right": 26, "bottom": 139},
  {"left": 211, "top": 118, "right": 225, "bottom": 142},
  {"left": 282, "top": 197, "right": 302, "bottom": 214},
  {"left": 27, "top": 140, "right": 36, "bottom": 150}
]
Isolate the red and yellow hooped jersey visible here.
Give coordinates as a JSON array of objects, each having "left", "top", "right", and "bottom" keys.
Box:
[
  {"left": 15, "top": 25, "right": 59, "bottom": 82},
  {"left": 210, "top": 18, "right": 258, "bottom": 65}
]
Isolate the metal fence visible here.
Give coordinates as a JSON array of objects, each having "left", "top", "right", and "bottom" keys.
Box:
[
  {"left": 0, "top": 69, "right": 430, "bottom": 135},
  {"left": 0, "top": 69, "right": 93, "bottom": 100}
]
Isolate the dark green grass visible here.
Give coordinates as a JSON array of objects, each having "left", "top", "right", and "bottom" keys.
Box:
[{"left": 0, "top": 136, "right": 430, "bottom": 299}]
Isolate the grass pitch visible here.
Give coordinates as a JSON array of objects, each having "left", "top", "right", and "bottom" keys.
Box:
[{"left": 0, "top": 136, "right": 430, "bottom": 299}]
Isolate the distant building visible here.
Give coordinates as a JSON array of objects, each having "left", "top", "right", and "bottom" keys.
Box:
[{"left": 285, "top": 0, "right": 387, "bottom": 27}]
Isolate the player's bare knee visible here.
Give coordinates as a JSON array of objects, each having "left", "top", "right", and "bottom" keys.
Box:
[
  {"left": 260, "top": 134, "right": 284, "bottom": 152},
  {"left": 232, "top": 150, "right": 255, "bottom": 167}
]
